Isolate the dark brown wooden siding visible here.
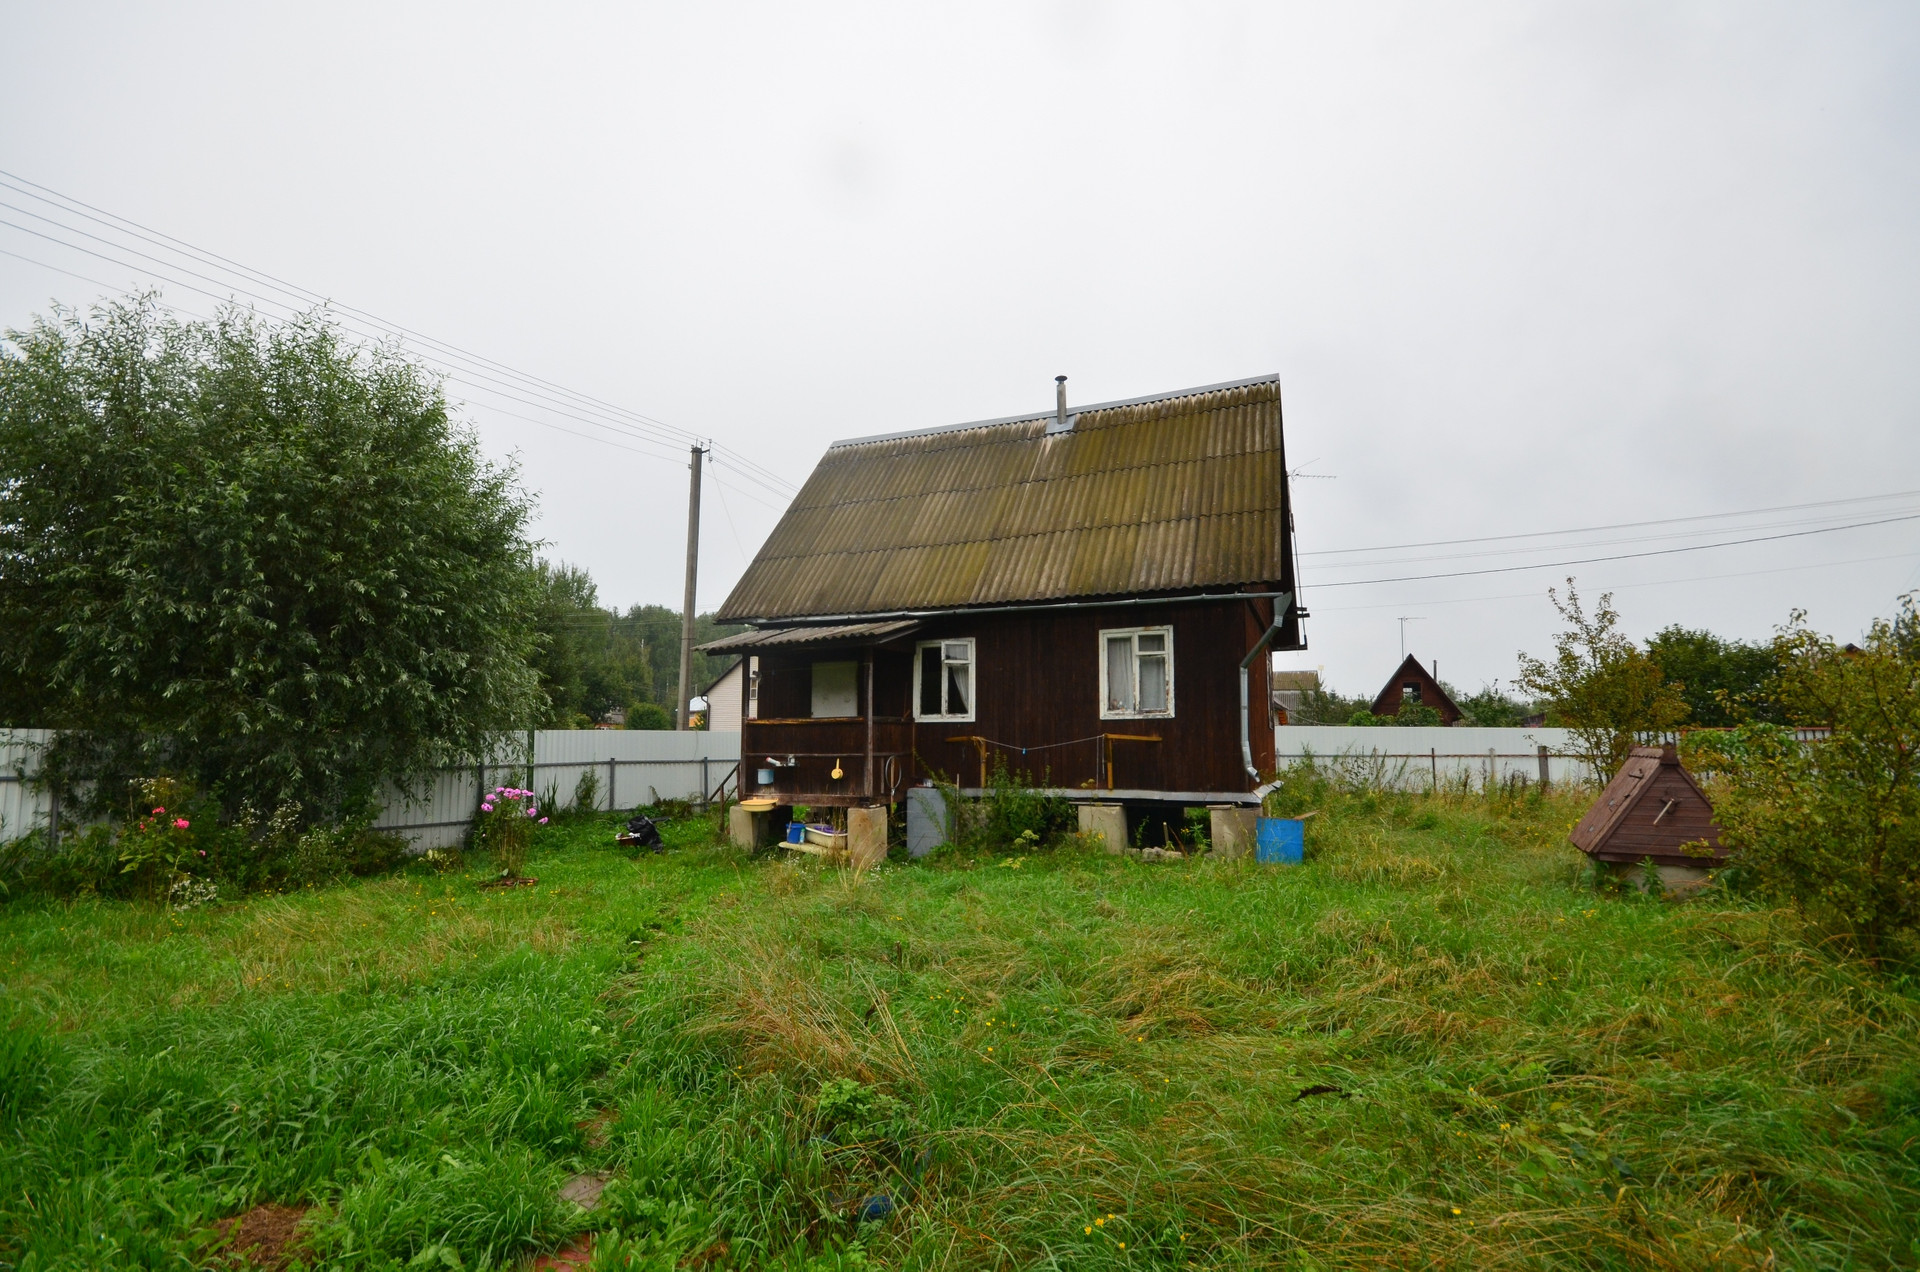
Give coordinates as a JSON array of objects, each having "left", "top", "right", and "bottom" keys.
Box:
[
  {"left": 739, "top": 595, "right": 1277, "bottom": 805},
  {"left": 1588, "top": 769, "right": 1723, "bottom": 864}
]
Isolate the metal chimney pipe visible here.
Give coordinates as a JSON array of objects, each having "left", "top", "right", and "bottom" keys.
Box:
[{"left": 1055, "top": 375, "right": 1067, "bottom": 431}]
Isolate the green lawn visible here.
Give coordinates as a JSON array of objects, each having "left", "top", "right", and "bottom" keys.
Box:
[{"left": 2, "top": 790, "right": 1917, "bottom": 1270}]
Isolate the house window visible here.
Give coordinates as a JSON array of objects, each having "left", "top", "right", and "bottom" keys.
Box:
[
  {"left": 1100, "top": 626, "right": 1173, "bottom": 718},
  {"left": 748, "top": 656, "right": 760, "bottom": 720},
  {"left": 915, "top": 639, "right": 974, "bottom": 721},
  {"left": 1403, "top": 682, "right": 1421, "bottom": 703}
]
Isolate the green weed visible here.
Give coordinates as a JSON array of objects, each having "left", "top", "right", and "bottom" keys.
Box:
[{"left": 1, "top": 795, "right": 1915, "bottom": 1269}]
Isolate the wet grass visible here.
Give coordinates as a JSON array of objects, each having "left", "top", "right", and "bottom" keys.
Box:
[{"left": 2, "top": 789, "right": 1917, "bottom": 1270}]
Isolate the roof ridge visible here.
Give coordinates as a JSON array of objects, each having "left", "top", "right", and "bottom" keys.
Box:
[{"left": 826, "top": 372, "right": 1280, "bottom": 450}]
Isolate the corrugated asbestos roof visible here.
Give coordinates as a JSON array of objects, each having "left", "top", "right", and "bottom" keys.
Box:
[
  {"left": 696, "top": 620, "right": 921, "bottom": 652},
  {"left": 717, "top": 375, "right": 1292, "bottom": 621}
]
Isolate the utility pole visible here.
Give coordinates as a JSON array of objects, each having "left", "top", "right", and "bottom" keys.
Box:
[{"left": 675, "top": 443, "right": 708, "bottom": 730}]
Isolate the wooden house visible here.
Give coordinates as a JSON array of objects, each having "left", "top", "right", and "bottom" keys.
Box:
[
  {"left": 1272, "top": 670, "right": 1320, "bottom": 726},
  {"left": 699, "top": 374, "right": 1306, "bottom": 814},
  {"left": 1570, "top": 743, "right": 1726, "bottom": 885},
  {"left": 702, "top": 658, "right": 746, "bottom": 735},
  {"left": 1369, "top": 655, "right": 1461, "bottom": 724}
]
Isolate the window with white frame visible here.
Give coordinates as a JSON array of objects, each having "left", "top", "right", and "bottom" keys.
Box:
[
  {"left": 1100, "top": 626, "right": 1173, "bottom": 718},
  {"left": 914, "top": 638, "right": 975, "bottom": 721}
]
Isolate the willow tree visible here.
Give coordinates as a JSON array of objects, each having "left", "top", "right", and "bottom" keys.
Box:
[{"left": 0, "top": 295, "right": 543, "bottom": 823}]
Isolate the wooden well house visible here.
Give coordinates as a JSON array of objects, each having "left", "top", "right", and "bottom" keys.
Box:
[
  {"left": 1569, "top": 743, "right": 1727, "bottom": 887},
  {"left": 700, "top": 374, "right": 1307, "bottom": 832}
]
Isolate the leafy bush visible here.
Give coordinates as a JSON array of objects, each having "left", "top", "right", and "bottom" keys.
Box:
[
  {"left": 0, "top": 295, "right": 543, "bottom": 828},
  {"left": 1343, "top": 702, "right": 1445, "bottom": 727},
  {"left": 1646, "top": 625, "right": 1784, "bottom": 726},
  {"left": 1517, "top": 580, "right": 1688, "bottom": 774},
  {"left": 970, "top": 764, "right": 1075, "bottom": 853},
  {"left": 1452, "top": 681, "right": 1533, "bottom": 727},
  {"left": 478, "top": 785, "right": 546, "bottom": 878},
  {"left": 1685, "top": 600, "right": 1920, "bottom": 959},
  {"left": 0, "top": 779, "right": 405, "bottom": 902},
  {"left": 627, "top": 702, "right": 673, "bottom": 731},
  {"left": 570, "top": 769, "right": 602, "bottom": 817}
]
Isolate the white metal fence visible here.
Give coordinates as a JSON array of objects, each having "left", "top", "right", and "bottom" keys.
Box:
[
  {"left": 1273, "top": 725, "right": 1598, "bottom": 790},
  {"left": 0, "top": 729, "right": 54, "bottom": 844},
  {"left": 0, "top": 728, "right": 743, "bottom": 852}
]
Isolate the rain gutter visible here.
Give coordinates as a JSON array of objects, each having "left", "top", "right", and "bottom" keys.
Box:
[{"left": 1240, "top": 592, "right": 1295, "bottom": 782}]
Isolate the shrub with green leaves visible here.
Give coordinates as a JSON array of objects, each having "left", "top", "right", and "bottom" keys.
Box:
[
  {"left": 478, "top": 786, "right": 545, "bottom": 878},
  {"left": 1517, "top": 580, "right": 1688, "bottom": 774},
  {"left": 1685, "top": 599, "right": 1920, "bottom": 958},
  {"left": 0, "top": 294, "right": 542, "bottom": 827}
]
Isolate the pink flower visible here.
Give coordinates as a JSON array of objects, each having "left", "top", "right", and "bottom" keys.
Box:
[
  {"left": 174, "top": 818, "right": 190, "bottom": 830},
  {"left": 153, "top": 807, "right": 165, "bottom": 815},
  {"left": 525, "top": 807, "right": 537, "bottom": 818},
  {"left": 538, "top": 817, "right": 548, "bottom": 825},
  {"left": 197, "top": 849, "right": 206, "bottom": 857},
  {"left": 481, "top": 803, "right": 494, "bottom": 813}
]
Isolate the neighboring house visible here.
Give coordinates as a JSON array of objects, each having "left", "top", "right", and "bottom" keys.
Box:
[
  {"left": 703, "top": 658, "right": 746, "bottom": 735},
  {"left": 1369, "top": 654, "right": 1462, "bottom": 724},
  {"left": 1271, "top": 670, "right": 1320, "bottom": 725},
  {"left": 699, "top": 374, "right": 1306, "bottom": 811}
]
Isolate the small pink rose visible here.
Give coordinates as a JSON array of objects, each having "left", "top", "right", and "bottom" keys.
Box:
[
  {"left": 153, "top": 807, "right": 165, "bottom": 815},
  {"left": 174, "top": 818, "right": 190, "bottom": 830}
]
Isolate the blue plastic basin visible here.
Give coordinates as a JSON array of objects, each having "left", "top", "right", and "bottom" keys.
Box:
[
  {"left": 1256, "top": 817, "right": 1304, "bottom": 864},
  {"left": 786, "top": 821, "right": 806, "bottom": 845}
]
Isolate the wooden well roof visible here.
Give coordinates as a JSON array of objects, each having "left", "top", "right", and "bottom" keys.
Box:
[
  {"left": 1570, "top": 744, "right": 1726, "bottom": 866},
  {"left": 715, "top": 375, "right": 1294, "bottom": 622}
]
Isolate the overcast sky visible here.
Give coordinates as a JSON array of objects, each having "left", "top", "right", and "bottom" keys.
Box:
[{"left": 4, "top": 2, "right": 1916, "bottom": 698}]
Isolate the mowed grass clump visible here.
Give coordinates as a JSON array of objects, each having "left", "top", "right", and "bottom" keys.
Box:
[{"left": 4, "top": 791, "right": 1918, "bottom": 1269}]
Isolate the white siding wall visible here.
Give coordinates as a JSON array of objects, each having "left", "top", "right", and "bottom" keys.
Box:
[{"left": 706, "top": 662, "right": 744, "bottom": 735}]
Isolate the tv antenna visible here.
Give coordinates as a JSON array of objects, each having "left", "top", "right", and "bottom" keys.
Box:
[{"left": 1397, "top": 615, "right": 1425, "bottom": 661}]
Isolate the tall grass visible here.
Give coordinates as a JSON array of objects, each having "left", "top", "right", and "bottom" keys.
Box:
[{"left": 2, "top": 787, "right": 1916, "bottom": 1269}]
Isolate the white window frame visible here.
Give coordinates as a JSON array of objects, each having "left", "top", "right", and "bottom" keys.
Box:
[
  {"left": 913, "top": 637, "right": 977, "bottom": 722},
  {"left": 1099, "top": 625, "right": 1175, "bottom": 720}
]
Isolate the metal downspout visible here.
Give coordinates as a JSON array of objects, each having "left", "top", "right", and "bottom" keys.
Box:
[{"left": 1240, "top": 592, "right": 1293, "bottom": 782}]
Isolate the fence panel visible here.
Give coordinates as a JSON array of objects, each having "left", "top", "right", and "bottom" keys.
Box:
[
  {"left": 0, "top": 729, "right": 54, "bottom": 841},
  {"left": 0, "top": 728, "right": 742, "bottom": 853},
  {"left": 1273, "top": 725, "right": 1597, "bottom": 790},
  {"left": 372, "top": 730, "right": 743, "bottom": 849}
]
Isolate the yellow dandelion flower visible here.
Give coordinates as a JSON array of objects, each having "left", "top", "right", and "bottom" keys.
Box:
[
  {"left": 1095, "top": 1218, "right": 1104, "bottom": 1227},
  {"left": 1451, "top": 1207, "right": 1462, "bottom": 1215},
  {"left": 1119, "top": 1242, "right": 1126, "bottom": 1249},
  {"left": 1085, "top": 1226, "right": 1092, "bottom": 1234}
]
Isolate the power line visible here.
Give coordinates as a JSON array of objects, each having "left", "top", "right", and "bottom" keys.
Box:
[
  {"left": 1307, "top": 504, "right": 1920, "bottom": 572},
  {"left": 1308, "top": 550, "right": 1920, "bottom": 614},
  {"left": 0, "top": 171, "right": 800, "bottom": 498},
  {"left": 1299, "top": 488, "right": 1920, "bottom": 558},
  {"left": 1306, "top": 511, "right": 1920, "bottom": 589},
  {"left": 0, "top": 170, "right": 798, "bottom": 494}
]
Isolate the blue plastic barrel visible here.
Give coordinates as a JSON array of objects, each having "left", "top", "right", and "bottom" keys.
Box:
[
  {"left": 1256, "top": 817, "right": 1304, "bottom": 864},
  {"left": 786, "top": 821, "right": 806, "bottom": 845}
]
